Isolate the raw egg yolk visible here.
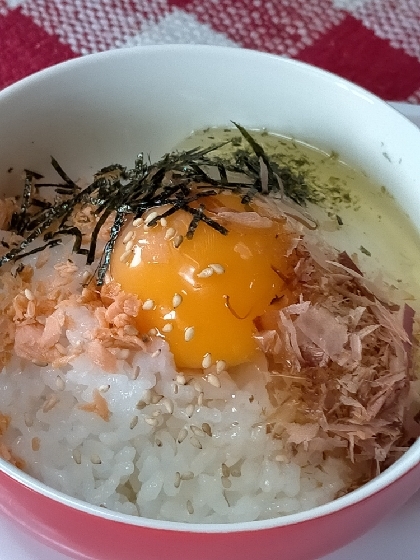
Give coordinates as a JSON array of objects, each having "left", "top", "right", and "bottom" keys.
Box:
[{"left": 110, "top": 194, "right": 295, "bottom": 370}]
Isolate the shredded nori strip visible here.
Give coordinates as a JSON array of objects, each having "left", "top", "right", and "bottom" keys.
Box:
[{"left": 0, "top": 125, "right": 313, "bottom": 284}]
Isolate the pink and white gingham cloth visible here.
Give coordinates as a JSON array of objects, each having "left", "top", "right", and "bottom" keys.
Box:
[{"left": 0, "top": 0, "right": 420, "bottom": 102}]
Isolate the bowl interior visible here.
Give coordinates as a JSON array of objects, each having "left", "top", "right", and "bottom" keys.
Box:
[{"left": 0, "top": 44, "right": 420, "bottom": 534}]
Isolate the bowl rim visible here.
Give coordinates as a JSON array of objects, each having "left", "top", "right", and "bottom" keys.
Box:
[{"left": 0, "top": 43, "right": 419, "bottom": 534}]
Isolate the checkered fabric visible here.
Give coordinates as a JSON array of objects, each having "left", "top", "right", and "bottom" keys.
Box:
[{"left": 0, "top": 0, "right": 420, "bottom": 101}]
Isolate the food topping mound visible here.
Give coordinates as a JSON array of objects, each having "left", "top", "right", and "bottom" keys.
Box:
[{"left": 0, "top": 125, "right": 418, "bottom": 522}]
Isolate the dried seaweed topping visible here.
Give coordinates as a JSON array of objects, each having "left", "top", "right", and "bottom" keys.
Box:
[{"left": 0, "top": 125, "right": 313, "bottom": 284}]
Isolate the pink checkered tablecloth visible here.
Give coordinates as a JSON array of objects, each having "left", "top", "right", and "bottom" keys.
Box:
[{"left": 0, "top": 0, "right": 420, "bottom": 102}]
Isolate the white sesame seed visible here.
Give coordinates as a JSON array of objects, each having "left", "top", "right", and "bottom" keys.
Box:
[
  {"left": 207, "top": 373, "right": 221, "bottom": 388},
  {"left": 151, "top": 394, "right": 163, "bottom": 404},
  {"left": 142, "top": 299, "right": 155, "bottom": 310},
  {"left": 82, "top": 270, "right": 91, "bottom": 283},
  {"left": 172, "top": 293, "right": 183, "bottom": 308},
  {"left": 191, "top": 379, "right": 202, "bottom": 392},
  {"left": 145, "top": 417, "right": 159, "bottom": 427},
  {"left": 164, "top": 227, "right": 176, "bottom": 240},
  {"left": 132, "top": 365, "right": 140, "bottom": 380},
  {"left": 190, "top": 425, "right": 206, "bottom": 438},
  {"left": 162, "top": 323, "right": 173, "bottom": 333},
  {"left": 162, "top": 398, "right": 174, "bottom": 414},
  {"left": 177, "top": 428, "right": 188, "bottom": 443},
  {"left": 197, "top": 267, "right": 214, "bottom": 278},
  {"left": 180, "top": 471, "right": 194, "bottom": 481},
  {"left": 24, "top": 288, "right": 35, "bottom": 301},
  {"left": 129, "top": 246, "right": 142, "bottom": 268},
  {"left": 209, "top": 263, "right": 225, "bottom": 274},
  {"left": 151, "top": 349, "right": 161, "bottom": 358},
  {"left": 148, "top": 328, "right": 157, "bottom": 336},
  {"left": 24, "top": 413, "right": 33, "bottom": 427},
  {"left": 31, "top": 437, "right": 40, "bottom": 451},
  {"left": 190, "top": 436, "right": 202, "bottom": 450},
  {"left": 90, "top": 454, "right": 101, "bottom": 465},
  {"left": 125, "top": 240, "right": 134, "bottom": 252},
  {"left": 173, "top": 234, "right": 183, "bottom": 248},
  {"left": 119, "top": 250, "right": 132, "bottom": 263},
  {"left": 197, "top": 392, "right": 204, "bottom": 406},
  {"left": 42, "top": 394, "right": 59, "bottom": 413},
  {"left": 202, "top": 423, "right": 212, "bottom": 437},
  {"left": 176, "top": 374, "right": 186, "bottom": 385},
  {"left": 136, "top": 400, "right": 146, "bottom": 410},
  {"left": 222, "top": 463, "right": 230, "bottom": 477},
  {"left": 123, "top": 230, "right": 135, "bottom": 244},
  {"left": 130, "top": 416, "right": 138, "bottom": 429},
  {"left": 174, "top": 472, "right": 181, "bottom": 488},
  {"left": 73, "top": 449, "right": 82, "bottom": 465},
  {"left": 216, "top": 360, "right": 226, "bottom": 374},
  {"left": 55, "top": 376, "right": 65, "bottom": 391},
  {"left": 184, "top": 326, "right": 195, "bottom": 342},
  {"left": 160, "top": 217, "right": 167, "bottom": 227},
  {"left": 186, "top": 404, "right": 195, "bottom": 418},
  {"left": 142, "top": 389, "right": 153, "bottom": 404},
  {"left": 230, "top": 466, "right": 241, "bottom": 477},
  {"left": 133, "top": 217, "right": 143, "bottom": 227},
  {"left": 201, "top": 352, "right": 212, "bottom": 369},
  {"left": 186, "top": 500, "right": 194, "bottom": 514},
  {"left": 99, "top": 384, "right": 110, "bottom": 393},
  {"left": 32, "top": 359, "right": 48, "bottom": 367},
  {"left": 144, "top": 211, "right": 158, "bottom": 226}
]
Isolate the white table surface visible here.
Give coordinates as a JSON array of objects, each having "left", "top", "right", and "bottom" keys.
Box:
[{"left": 0, "top": 101, "right": 419, "bottom": 560}]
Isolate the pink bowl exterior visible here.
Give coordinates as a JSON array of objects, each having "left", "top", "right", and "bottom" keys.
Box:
[{"left": 1, "top": 460, "right": 420, "bottom": 560}]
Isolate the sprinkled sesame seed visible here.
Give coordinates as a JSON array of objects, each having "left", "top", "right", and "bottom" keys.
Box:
[
  {"left": 151, "top": 349, "right": 161, "bottom": 358},
  {"left": 202, "top": 423, "right": 212, "bottom": 436},
  {"left": 191, "top": 379, "right": 202, "bottom": 392},
  {"left": 119, "top": 250, "right": 132, "bottom": 263},
  {"left": 190, "top": 425, "right": 206, "bottom": 438},
  {"left": 142, "top": 299, "right": 155, "bottom": 310},
  {"left": 197, "top": 392, "right": 204, "bottom": 406},
  {"left": 173, "top": 234, "right": 183, "bottom": 248},
  {"left": 82, "top": 270, "right": 91, "bottom": 283},
  {"left": 73, "top": 449, "right": 82, "bottom": 464},
  {"left": 180, "top": 471, "right": 194, "bottom": 481},
  {"left": 190, "top": 436, "right": 202, "bottom": 449},
  {"left": 130, "top": 416, "right": 138, "bottom": 429},
  {"left": 230, "top": 466, "right": 241, "bottom": 477},
  {"left": 172, "top": 293, "right": 182, "bottom": 308},
  {"left": 221, "top": 476, "right": 232, "bottom": 489},
  {"left": 125, "top": 240, "right": 134, "bottom": 251},
  {"left": 132, "top": 365, "right": 140, "bottom": 380},
  {"left": 160, "top": 217, "right": 167, "bottom": 227},
  {"left": 216, "top": 360, "right": 226, "bottom": 374},
  {"left": 32, "top": 359, "right": 48, "bottom": 367},
  {"left": 145, "top": 416, "right": 159, "bottom": 427},
  {"left": 56, "top": 376, "right": 65, "bottom": 391},
  {"left": 209, "top": 263, "right": 225, "bottom": 274},
  {"left": 186, "top": 500, "right": 194, "bottom": 514},
  {"left": 144, "top": 211, "right": 158, "bottom": 226},
  {"left": 151, "top": 394, "right": 163, "bottom": 405},
  {"left": 90, "top": 454, "right": 102, "bottom": 465},
  {"left": 197, "top": 267, "right": 213, "bottom": 278},
  {"left": 186, "top": 404, "right": 195, "bottom": 418},
  {"left": 177, "top": 428, "right": 188, "bottom": 443},
  {"left": 133, "top": 217, "right": 143, "bottom": 227},
  {"left": 136, "top": 400, "right": 146, "bottom": 410},
  {"left": 176, "top": 373, "right": 186, "bottom": 385},
  {"left": 24, "top": 288, "right": 34, "bottom": 300},
  {"left": 222, "top": 463, "right": 230, "bottom": 477},
  {"left": 142, "top": 389, "right": 152, "bottom": 404},
  {"left": 207, "top": 373, "right": 221, "bottom": 388},
  {"left": 162, "top": 323, "right": 173, "bottom": 333},
  {"left": 162, "top": 398, "right": 174, "bottom": 414},
  {"left": 24, "top": 413, "right": 33, "bottom": 427},
  {"left": 130, "top": 247, "right": 142, "bottom": 268},
  {"left": 184, "top": 326, "right": 195, "bottom": 342},
  {"left": 123, "top": 230, "right": 135, "bottom": 244},
  {"left": 174, "top": 472, "right": 181, "bottom": 488},
  {"left": 31, "top": 437, "right": 41, "bottom": 451},
  {"left": 42, "top": 394, "right": 59, "bottom": 413},
  {"left": 164, "top": 227, "right": 176, "bottom": 240},
  {"left": 148, "top": 328, "right": 157, "bottom": 336},
  {"left": 202, "top": 352, "right": 212, "bottom": 369}
]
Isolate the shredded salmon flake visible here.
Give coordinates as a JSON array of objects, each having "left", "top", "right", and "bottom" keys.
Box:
[{"left": 79, "top": 389, "right": 111, "bottom": 422}]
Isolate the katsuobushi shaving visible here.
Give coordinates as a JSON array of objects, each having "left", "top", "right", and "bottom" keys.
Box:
[{"left": 0, "top": 125, "right": 418, "bottom": 523}]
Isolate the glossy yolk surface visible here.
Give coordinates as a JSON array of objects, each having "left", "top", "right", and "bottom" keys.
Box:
[{"left": 110, "top": 193, "right": 295, "bottom": 370}]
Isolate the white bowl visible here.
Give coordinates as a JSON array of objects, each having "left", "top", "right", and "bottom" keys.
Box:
[{"left": 0, "top": 45, "right": 419, "bottom": 560}]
